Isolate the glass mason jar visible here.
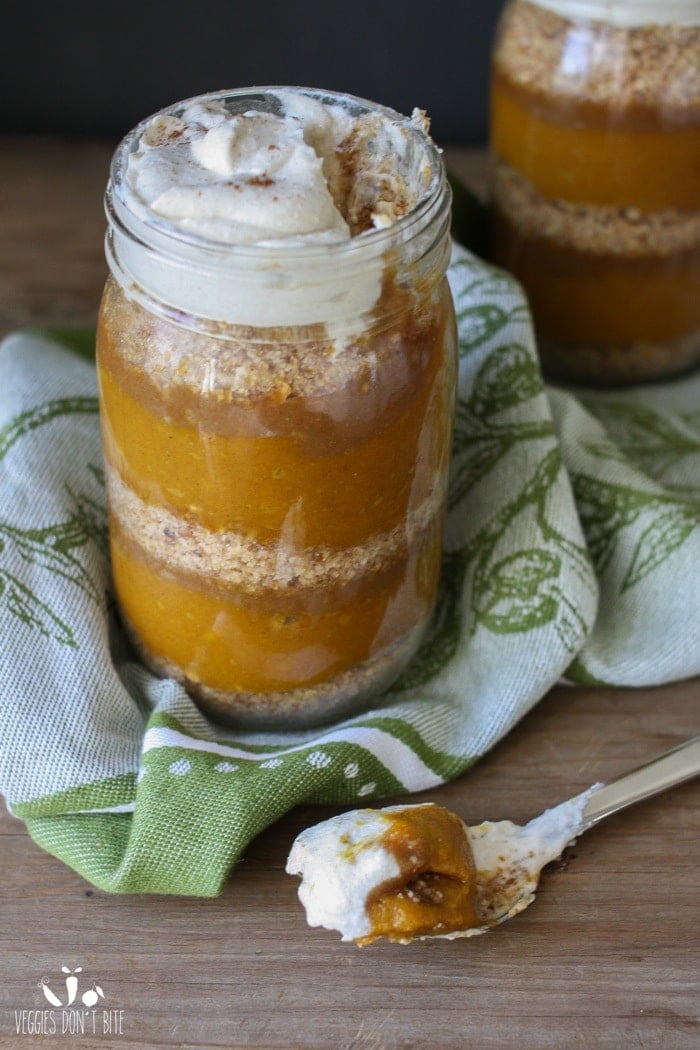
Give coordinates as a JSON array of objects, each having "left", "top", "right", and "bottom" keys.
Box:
[
  {"left": 490, "top": 0, "right": 700, "bottom": 385},
  {"left": 97, "top": 88, "right": 457, "bottom": 728}
]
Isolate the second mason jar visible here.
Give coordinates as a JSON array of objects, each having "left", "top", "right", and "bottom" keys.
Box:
[
  {"left": 97, "top": 87, "right": 457, "bottom": 728},
  {"left": 490, "top": 0, "right": 700, "bottom": 385}
]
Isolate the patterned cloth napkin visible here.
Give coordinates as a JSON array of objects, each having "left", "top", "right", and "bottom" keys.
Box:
[{"left": 1, "top": 243, "right": 698, "bottom": 895}]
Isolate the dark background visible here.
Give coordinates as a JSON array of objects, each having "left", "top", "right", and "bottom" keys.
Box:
[{"left": 2, "top": 0, "right": 505, "bottom": 145}]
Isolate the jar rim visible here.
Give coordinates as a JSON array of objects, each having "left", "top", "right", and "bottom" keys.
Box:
[{"left": 107, "top": 85, "right": 448, "bottom": 265}]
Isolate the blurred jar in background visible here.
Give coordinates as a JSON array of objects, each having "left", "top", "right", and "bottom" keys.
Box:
[{"left": 489, "top": 0, "right": 700, "bottom": 385}]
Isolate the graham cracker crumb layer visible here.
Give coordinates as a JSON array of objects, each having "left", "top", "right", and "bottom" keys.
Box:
[
  {"left": 539, "top": 329, "right": 700, "bottom": 385},
  {"left": 107, "top": 465, "right": 445, "bottom": 598},
  {"left": 492, "top": 159, "right": 700, "bottom": 258},
  {"left": 123, "top": 612, "right": 424, "bottom": 729},
  {"left": 494, "top": 0, "right": 700, "bottom": 120},
  {"left": 99, "top": 269, "right": 444, "bottom": 405}
]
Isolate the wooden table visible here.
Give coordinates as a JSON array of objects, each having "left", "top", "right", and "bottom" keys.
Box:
[{"left": 1, "top": 140, "right": 698, "bottom": 1050}]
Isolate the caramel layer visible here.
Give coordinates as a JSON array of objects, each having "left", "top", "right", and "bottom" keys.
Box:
[
  {"left": 491, "top": 208, "right": 700, "bottom": 346},
  {"left": 538, "top": 331, "right": 700, "bottom": 386},
  {"left": 361, "top": 806, "right": 478, "bottom": 945},
  {"left": 99, "top": 357, "right": 449, "bottom": 547},
  {"left": 97, "top": 274, "right": 450, "bottom": 447},
  {"left": 491, "top": 158, "right": 700, "bottom": 258},
  {"left": 125, "top": 613, "right": 421, "bottom": 728},
  {"left": 491, "top": 72, "right": 700, "bottom": 210},
  {"left": 111, "top": 529, "right": 440, "bottom": 695}
]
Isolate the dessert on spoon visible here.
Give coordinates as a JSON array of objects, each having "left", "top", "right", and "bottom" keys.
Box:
[{"left": 286, "top": 736, "right": 700, "bottom": 945}]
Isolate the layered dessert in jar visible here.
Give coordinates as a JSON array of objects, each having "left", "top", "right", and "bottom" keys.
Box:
[
  {"left": 490, "top": 0, "right": 700, "bottom": 384},
  {"left": 97, "top": 88, "right": 456, "bottom": 728}
]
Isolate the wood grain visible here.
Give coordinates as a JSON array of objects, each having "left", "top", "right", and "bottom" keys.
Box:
[{"left": 0, "top": 140, "right": 698, "bottom": 1049}]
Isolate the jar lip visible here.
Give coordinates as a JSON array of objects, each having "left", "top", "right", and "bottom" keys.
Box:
[{"left": 108, "top": 85, "right": 448, "bottom": 264}]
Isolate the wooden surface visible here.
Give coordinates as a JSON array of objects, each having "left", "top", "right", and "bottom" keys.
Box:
[{"left": 0, "top": 140, "right": 698, "bottom": 1050}]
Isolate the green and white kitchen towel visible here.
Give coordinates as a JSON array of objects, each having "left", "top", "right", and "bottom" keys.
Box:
[{"left": 1, "top": 242, "right": 699, "bottom": 895}]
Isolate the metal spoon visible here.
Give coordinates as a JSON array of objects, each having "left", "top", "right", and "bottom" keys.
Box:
[
  {"left": 464, "top": 735, "right": 700, "bottom": 935},
  {"left": 287, "top": 736, "right": 700, "bottom": 943}
]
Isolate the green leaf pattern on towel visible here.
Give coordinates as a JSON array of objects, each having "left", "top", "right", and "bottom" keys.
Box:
[
  {"left": 450, "top": 343, "right": 552, "bottom": 506},
  {"left": 449, "top": 254, "right": 530, "bottom": 359},
  {"left": 0, "top": 396, "right": 98, "bottom": 461},
  {"left": 0, "top": 396, "right": 106, "bottom": 646},
  {"left": 466, "top": 449, "right": 591, "bottom": 646},
  {"left": 565, "top": 391, "right": 700, "bottom": 592},
  {"left": 580, "top": 398, "right": 700, "bottom": 498},
  {"left": 572, "top": 472, "right": 699, "bottom": 585},
  {"left": 476, "top": 549, "right": 561, "bottom": 633},
  {"left": 623, "top": 507, "right": 697, "bottom": 591},
  {"left": 395, "top": 264, "right": 596, "bottom": 690}
]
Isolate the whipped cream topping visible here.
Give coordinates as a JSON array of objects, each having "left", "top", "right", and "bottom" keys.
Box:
[
  {"left": 108, "top": 89, "right": 443, "bottom": 328},
  {"left": 531, "top": 0, "right": 700, "bottom": 27},
  {"left": 127, "top": 96, "right": 355, "bottom": 246},
  {"left": 124, "top": 90, "right": 429, "bottom": 247},
  {"left": 286, "top": 806, "right": 403, "bottom": 942}
]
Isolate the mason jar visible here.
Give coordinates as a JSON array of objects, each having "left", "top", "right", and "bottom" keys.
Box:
[
  {"left": 97, "top": 87, "right": 457, "bottom": 728},
  {"left": 490, "top": 0, "right": 700, "bottom": 385}
]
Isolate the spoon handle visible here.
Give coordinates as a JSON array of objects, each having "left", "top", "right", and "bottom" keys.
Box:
[{"left": 580, "top": 735, "right": 700, "bottom": 831}]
